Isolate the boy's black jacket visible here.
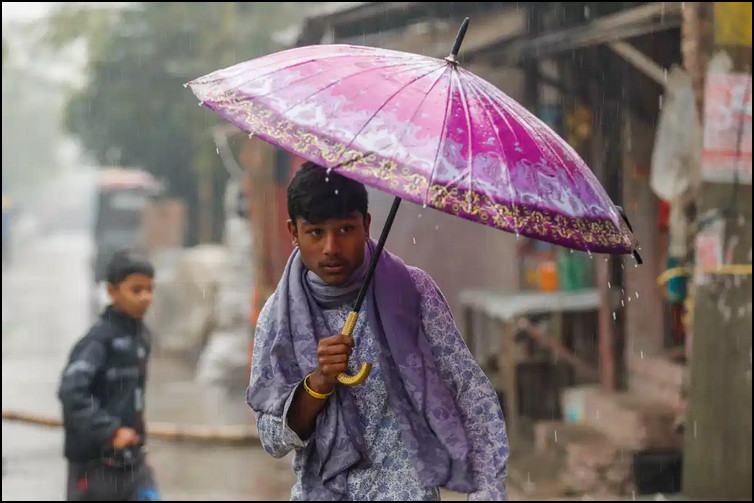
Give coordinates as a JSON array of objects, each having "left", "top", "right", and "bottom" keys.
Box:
[{"left": 59, "top": 305, "right": 150, "bottom": 464}]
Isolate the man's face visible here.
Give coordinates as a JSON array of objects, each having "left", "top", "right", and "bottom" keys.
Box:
[
  {"left": 107, "top": 273, "right": 154, "bottom": 319},
  {"left": 288, "top": 211, "right": 371, "bottom": 285}
]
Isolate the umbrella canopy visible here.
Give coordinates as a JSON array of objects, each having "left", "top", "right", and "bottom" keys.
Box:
[
  {"left": 189, "top": 42, "right": 638, "bottom": 256},
  {"left": 189, "top": 19, "right": 641, "bottom": 386}
]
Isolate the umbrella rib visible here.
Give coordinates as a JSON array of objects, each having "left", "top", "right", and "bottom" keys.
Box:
[
  {"left": 463, "top": 78, "right": 525, "bottom": 187},
  {"left": 257, "top": 60, "right": 430, "bottom": 102},
  {"left": 330, "top": 66, "right": 448, "bottom": 186},
  {"left": 465, "top": 76, "right": 552, "bottom": 235},
  {"left": 472, "top": 76, "right": 580, "bottom": 192},
  {"left": 502, "top": 89, "right": 583, "bottom": 195},
  {"left": 453, "top": 70, "right": 476, "bottom": 215},
  {"left": 338, "top": 65, "right": 446, "bottom": 167},
  {"left": 479, "top": 77, "right": 606, "bottom": 236},
  {"left": 193, "top": 52, "right": 372, "bottom": 99},
  {"left": 461, "top": 76, "right": 520, "bottom": 229},
  {"left": 200, "top": 53, "right": 420, "bottom": 105},
  {"left": 463, "top": 77, "right": 527, "bottom": 232},
  {"left": 270, "top": 61, "right": 435, "bottom": 122},
  {"left": 193, "top": 44, "right": 427, "bottom": 89},
  {"left": 425, "top": 66, "right": 455, "bottom": 206},
  {"left": 470, "top": 77, "right": 615, "bottom": 250}
]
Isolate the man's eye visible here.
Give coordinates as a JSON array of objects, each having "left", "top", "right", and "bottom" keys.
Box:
[
  {"left": 340, "top": 226, "right": 354, "bottom": 233},
  {"left": 307, "top": 229, "right": 322, "bottom": 236}
]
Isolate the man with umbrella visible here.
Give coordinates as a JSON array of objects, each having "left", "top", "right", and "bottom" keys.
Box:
[
  {"left": 191, "top": 17, "right": 639, "bottom": 502},
  {"left": 247, "top": 161, "right": 509, "bottom": 500}
]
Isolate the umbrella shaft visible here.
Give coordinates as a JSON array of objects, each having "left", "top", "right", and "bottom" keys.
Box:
[{"left": 353, "top": 196, "right": 402, "bottom": 313}]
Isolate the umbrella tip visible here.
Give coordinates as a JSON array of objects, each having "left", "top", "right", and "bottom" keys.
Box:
[
  {"left": 632, "top": 250, "right": 644, "bottom": 265},
  {"left": 615, "top": 206, "right": 643, "bottom": 266},
  {"left": 447, "top": 17, "right": 471, "bottom": 62}
]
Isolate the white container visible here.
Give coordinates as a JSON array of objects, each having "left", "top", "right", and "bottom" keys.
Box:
[{"left": 560, "top": 385, "right": 599, "bottom": 424}]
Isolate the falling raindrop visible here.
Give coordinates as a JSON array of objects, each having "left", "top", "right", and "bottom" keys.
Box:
[
  {"left": 418, "top": 213, "right": 422, "bottom": 218},
  {"left": 216, "top": 148, "right": 219, "bottom": 155},
  {"left": 327, "top": 167, "right": 333, "bottom": 175},
  {"left": 325, "top": 177, "right": 329, "bottom": 182},
  {"left": 612, "top": 312, "right": 616, "bottom": 321},
  {"left": 640, "top": 350, "right": 644, "bottom": 359},
  {"left": 554, "top": 430, "right": 558, "bottom": 442},
  {"left": 435, "top": 225, "right": 439, "bottom": 231},
  {"left": 334, "top": 189, "right": 339, "bottom": 195},
  {"left": 570, "top": 249, "right": 574, "bottom": 254},
  {"left": 587, "top": 250, "right": 593, "bottom": 259},
  {"left": 608, "top": 281, "right": 611, "bottom": 289},
  {"left": 248, "top": 133, "right": 254, "bottom": 139},
  {"left": 635, "top": 292, "right": 640, "bottom": 299},
  {"left": 198, "top": 101, "right": 204, "bottom": 107},
  {"left": 422, "top": 204, "right": 427, "bottom": 209},
  {"left": 621, "top": 300, "right": 625, "bottom": 307},
  {"left": 183, "top": 83, "right": 189, "bottom": 88},
  {"left": 412, "top": 237, "right": 416, "bottom": 245}
]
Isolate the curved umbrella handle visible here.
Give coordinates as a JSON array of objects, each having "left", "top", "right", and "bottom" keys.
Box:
[{"left": 336, "top": 311, "right": 372, "bottom": 386}]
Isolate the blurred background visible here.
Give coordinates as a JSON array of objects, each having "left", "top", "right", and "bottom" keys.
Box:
[{"left": 2, "top": 2, "right": 751, "bottom": 500}]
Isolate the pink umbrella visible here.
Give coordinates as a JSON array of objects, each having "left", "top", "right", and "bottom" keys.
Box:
[{"left": 189, "top": 19, "right": 641, "bottom": 385}]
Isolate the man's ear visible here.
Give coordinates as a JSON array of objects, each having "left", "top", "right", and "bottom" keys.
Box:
[
  {"left": 106, "top": 282, "right": 118, "bottom": 302},
  {"left": 364, "top": 213, "right": 372, "bottom": 240},
  {"left": 287, "top": 219, "right": 299, "bottom": 247}
]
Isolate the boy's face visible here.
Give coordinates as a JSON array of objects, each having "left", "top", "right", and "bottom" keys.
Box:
[
  {"left": 107, "top": 274, "right": 154, "bottom": 320},
  {"left": 288, "top": 210, "right": 371, "bottom": 286}
]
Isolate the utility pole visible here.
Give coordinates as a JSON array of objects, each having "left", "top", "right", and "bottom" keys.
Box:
[{"left": 682, "top": 3, "right": 752, "bottom": 499}]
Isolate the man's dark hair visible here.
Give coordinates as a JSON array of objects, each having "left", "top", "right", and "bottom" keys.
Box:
[
  {"left": 287, "top": 161, "right": 368, "bottom": 224},
  {"left": 106, "top": 249, "right": 155, "bottom": 285}
]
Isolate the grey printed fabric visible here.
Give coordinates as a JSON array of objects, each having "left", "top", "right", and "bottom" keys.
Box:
[{"left": 247, "top": 242, "right": 509, "bottom": 500}]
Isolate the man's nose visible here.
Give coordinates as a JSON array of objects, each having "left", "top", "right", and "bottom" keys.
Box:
[{"left": 322, "top": 232, "right": 341, "bottom": 255}]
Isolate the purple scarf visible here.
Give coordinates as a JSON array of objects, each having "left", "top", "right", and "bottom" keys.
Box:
[{"left": 247, "top": 239, "right": 475, "bottom": 499}]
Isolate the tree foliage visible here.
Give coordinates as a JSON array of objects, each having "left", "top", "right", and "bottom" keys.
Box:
[{"left": 53, "top": 2, "right": 312, "bottom": 243}]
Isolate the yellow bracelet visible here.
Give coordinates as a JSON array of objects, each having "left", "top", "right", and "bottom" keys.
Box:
[{"left": 303, "top": 373, "right": 334, "bottom": 400}]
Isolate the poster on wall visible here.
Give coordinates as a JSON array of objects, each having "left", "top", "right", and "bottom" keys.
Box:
[
  {"left": 694, "top": 218, "right": 726, "bottom": 286},
  {"left": 702, "top": 72, "right": 752, "bottom": 184}
]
